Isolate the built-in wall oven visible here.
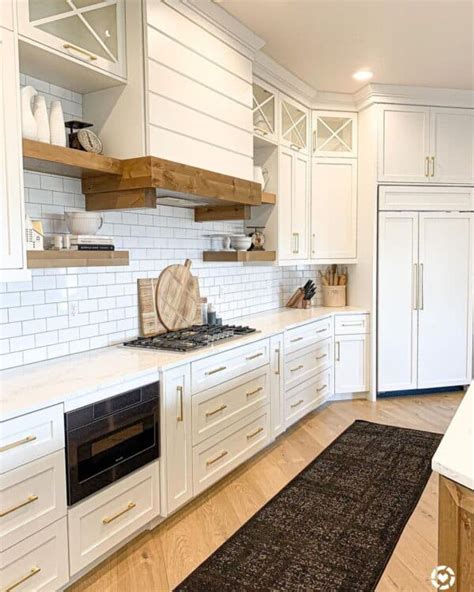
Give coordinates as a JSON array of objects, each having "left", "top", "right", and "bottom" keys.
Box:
[{"left": 65, "top": 381, "right": 160, "bottom": 505}]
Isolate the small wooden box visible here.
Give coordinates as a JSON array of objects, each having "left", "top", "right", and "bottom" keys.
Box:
[{"left": 322, "top": 285, "right": 346, "bottom": 307}]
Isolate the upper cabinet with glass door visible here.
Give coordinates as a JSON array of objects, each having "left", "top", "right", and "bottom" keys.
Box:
[
  {"left": 252, "top": 79, "right": 278, "bottom": 144},
  {"left": 313, "top": 111, "right": 357, "bottom": 158},
  {"left": 17, "top": 0, "right": 126, "bottom": 79},
  {"left": 280, "top": 94, "right": 309, "bottom": 154}
]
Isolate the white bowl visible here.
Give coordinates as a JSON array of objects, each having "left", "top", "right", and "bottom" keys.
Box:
[
  {"left": 231, "top": 235, "right": 252, "bottom": 251},
  {"left": 65, "top": 212, "right": 103, "bottom": 236}
]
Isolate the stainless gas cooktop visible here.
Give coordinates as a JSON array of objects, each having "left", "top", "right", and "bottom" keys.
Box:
[{"left": 123, "top": 324, "right": 257, "bottom": 353}]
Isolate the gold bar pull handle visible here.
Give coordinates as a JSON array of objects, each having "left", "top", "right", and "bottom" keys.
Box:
[
  {"left": 336, "top": 341, "right": 341, "bottom": 362},
  {"left": 206, "top": 450, "right": 228, "bottom": 466},
  {"left": 317, "top": 384, "right": 328, "bottom": 393},
  {"left": 425, "top": 156, "right": 430, "bottom": 177},
  {"left": 430, "top": 156, "right": 435, "bottom": 177},
  {"left": 103, "top": 502, "right": 136, "bottom": 525},
  {"left": 246, "top": 387, "right": 263, "bottom": 397},
  {"left": 6, "top": 567, "right": 41, "bottom": 592},
  {"left": 275, "top": 347, "right": 281, "bottom": 375},
  {"left": 176, "top": 385, "right": 184, "bottom": 422},
  {"left": 246, "top": 426, "right": 264, "bottom": 440},
  {"left": 290, "top": 336, "right": 303, "bottom": 343},
  {"left": 316, "top": 353, "right": 327, "bottom": 361},
  {"left": 290, "top": 399, "right": 304, "bottom": 409},
  {"left": 0, "top": 495, "right": 38, "bottom": 518},
  {"left": 63, "top": 43, "right": 98, "bottom": 61},
  {"left": 290, "top": 364, "right": 304, "bottom": 373},
  {"left": 205, "top": 366, "right": 227, "bottom": 376},
  {"left": 292, "top": 233, "right": 298, "bottom": 254},
  {"left": 205, "top": 404, "right": 227, "bottom": 417},
  {"left": 0, "top": 435, "right": 37, "bottom": 453},
  {"left": 246, "top": 352, "right": 263, "bottom": 361}
]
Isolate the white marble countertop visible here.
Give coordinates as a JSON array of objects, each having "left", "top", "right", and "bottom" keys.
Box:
[
  {"left": 432, "top": 382, "right": 473, "bottom": 490},
  {"left": 0, "top": 306, "right": 367, "bottom": 422}
]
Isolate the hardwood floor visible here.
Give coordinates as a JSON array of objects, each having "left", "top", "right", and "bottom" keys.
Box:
[{"left": 68, "top": 392, "right": 462, "bottom": 592}]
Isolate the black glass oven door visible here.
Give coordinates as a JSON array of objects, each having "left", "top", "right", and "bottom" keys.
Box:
[{"left": 66, "top": 399, "right": 159, "bottom": 505}]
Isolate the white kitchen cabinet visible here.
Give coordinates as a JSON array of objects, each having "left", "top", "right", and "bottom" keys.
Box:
[
  {"left": 278, "top": 146, "right": 309, "bottom": 261},
  {"left": 379, "top": 105, "right": 474, "bottom": 184},
  {"left": 280, "top": 94, "right": 309, "bottom": 154},
  {"left": 17, "top": 0, "right": 127, "bottom": 79},
  {"left": 253, "top": 79, "right": 278, "bottom": 144},
  {"left": 270, "top": 334, "right": 285, "bottom": 438},
  {"left": 378, "top": 210, "right": 472, "bottom": 393},
  {"left": 0, "top": 28, "right": 28, "bottom": 282},
  {"left": 378, "top": 105, "right": 430, "bottom": 183},
  {"left": 161, "top": 365, "right": 193, "bottom": 516},
  {"left": 430, "top": 108, "right": 474, "bottom": 184},
  {"left": 335, "top": 335, "right": 369, "bottom": 394},
  {"left": 310, "top": 158, "right": 357, "bottom": 260},
  {"left": 0, "top": 1, "right": 13, "bottom": 30},
  {"left": 312, "top": 111, "right": 357, "bottom": 157}
]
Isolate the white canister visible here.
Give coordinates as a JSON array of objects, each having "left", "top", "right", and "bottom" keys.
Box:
[{"left": 50, "top": 101, "right": 66, "bottom": 147}]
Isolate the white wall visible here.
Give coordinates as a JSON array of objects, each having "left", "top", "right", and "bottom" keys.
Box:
[{"left": 0, "top": 77, "right": 325, "bottom": 370}]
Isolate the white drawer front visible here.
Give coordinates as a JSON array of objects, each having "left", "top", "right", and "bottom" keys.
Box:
[
  {"left": 192, "top": 367, "right": 270, "bottom": 446},
  {"left": 68, "top": 462, "right": 160, "bottom": 575},
  {"left": 284, "top": 338, "right": 332, "bottom": 392},
  {"left": 191, "top": 339, "right": 270, "bottom": 394},
  {"left": 285, "top": 368, "right": 333, "bottom": 428},
  {"left": 284, "top": 318, "right": 333, "bottom": 354},
  {"left": 0, "top": 518, "right": 69, "bottom": 592},
  {"left": 0, "top": 451, "right": 67, "bottom": 552},
  {"left": 335, "top": 314, "right": 370, "bottom": 335},
  {"left": 193, "top": 407, "right": 270, "bottom": 495},
  {"left": 0, "top": 405, "right": 64, "bottom": 474}
]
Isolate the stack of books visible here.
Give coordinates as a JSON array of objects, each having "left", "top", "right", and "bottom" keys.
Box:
[{"left": 70, "top": 236, "right": 115, "bottom": 251}]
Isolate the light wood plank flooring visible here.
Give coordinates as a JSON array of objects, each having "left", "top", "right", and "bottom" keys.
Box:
[{"left": 68, "top": 392, "right": 462, "bottom": 592}]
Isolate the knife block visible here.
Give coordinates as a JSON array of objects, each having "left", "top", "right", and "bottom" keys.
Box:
[{"left": 286, "top": 288, "right": 311, "bottom": 309}]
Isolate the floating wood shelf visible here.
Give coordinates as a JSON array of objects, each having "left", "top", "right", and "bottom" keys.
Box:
[
  {"left": 261, "top": 191, "right": 276, "bottom": 205},
  {"left": 22, "top": 139, "right": 123, "bottom": 179},
  {"left": 27, "top": 250, "right": 129, "bottom": 269},
  {"left": 203, "top": 251, "right": 276, "bottom": 263}
]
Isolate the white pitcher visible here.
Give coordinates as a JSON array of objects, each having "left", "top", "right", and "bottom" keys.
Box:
[
  {"left": 50, "top": 100, "right": 66, "bottom": 147},
  {"left": 33, "top": 95, "right": 50, "bottom": 144},
  {"left": 20, "top": 85, "right": 38, "bottom": 140}
]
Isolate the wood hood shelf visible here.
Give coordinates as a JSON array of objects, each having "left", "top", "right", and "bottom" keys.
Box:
[{"left": 22, "top": 142, "right": 275, "bottom": 217}]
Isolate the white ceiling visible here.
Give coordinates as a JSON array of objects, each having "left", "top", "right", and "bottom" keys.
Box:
[{"left": 220, "top": 0, "right": 474, "bottom": 94}]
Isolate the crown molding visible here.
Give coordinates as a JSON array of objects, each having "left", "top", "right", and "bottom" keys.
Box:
[
  {"left": 180, "top": 0, "right": 265, "bottom": 60},
  {"left": 253, "top": 51, "right": 316, "bottom": 106},
  {"left": 312, "top": 91, "right": 357, "bottom": 111},
  {"left": 355, "top": 83, "right": 474, "bottom": 110}
]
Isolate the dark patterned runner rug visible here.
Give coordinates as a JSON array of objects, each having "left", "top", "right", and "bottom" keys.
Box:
[{"left": 175, "top": 420, "right": 442, "bottom": 592}]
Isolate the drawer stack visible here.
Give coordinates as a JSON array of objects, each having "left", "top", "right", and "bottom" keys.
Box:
[
  {"left": 284, "top": 318, "right": 334, "bottom": 427},
  {"left": 190, "top": 339, "right": 272, "bottom": 495},
  {"left": 0, "top": 405, "right": 69, "bottom": 591}
]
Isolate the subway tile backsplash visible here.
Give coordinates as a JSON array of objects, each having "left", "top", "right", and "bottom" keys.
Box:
[{"left": 0, "top": 77, "right": 323, "bottom": 370}]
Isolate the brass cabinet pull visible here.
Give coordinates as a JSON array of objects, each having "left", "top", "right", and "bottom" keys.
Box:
[
  {"left": 0, "top": 435, "right": 37, "bottom": 453},
  {"left": 254, "top": 127, "right": 268, "bottom": 136},
  {"left": 247, "top": 426, "right": 264, "bottom": 440},
  {"left": 103, "top": 502, "right": 136, "bottom": 525},
  {"left": 290, "top": 399, "right": 304, "bottom": 409},
  {"left": 246, "top": 387, "right": 263, "bottom": 397},
  {"left": 275, "top": 347, "right": 281, "bottom": 375},
  {"left": 205, "top": 404, "right": 227, "bottom": 417},
  {"left": 317, "top": 384, "right": 328, "bottom": 393},
  {"left": 290, "top": 336, "right": 303, "bottom": 343},
  {"left": 206, "top": 450, "right": 228, "bottom": 466},
  {"left": 5, "top": 567, "right": 41, "bottom": 592},
  {"left": 63, "top": 43, "right": 98, "bottom": 61},
  {"left": 430, "top": 156, "right": 435, "bottom": 177},
  {"left": 316, "top": 328, "right": 327, "bottom": 334},
  {"left": 0, "top": 495, "right": 38, "bottom": 518},
  {"left": 205, "top": 366, "right": 227, "bottom": 376},
  {"left": 425, "top": 156, "right": 430, "bottom": 177},
  {"left": 246, "top": 352, "right": 263, "bottom": 361},
  {"left": 341, "top": 321, "right": 363, "bottom": 327},
  {"left": 176, "top": 385, "right": 184, "bottom": 422},
  {"left": 290, "top": 364, "right": 304, "bottom": 373},
  {"left": 419, "top": 263, "right": 424, "bottom": 310},
  {"left": 316, "top": 353, "right": 327, "bottom": 361},
  {"left": 292, "top": 233, "right": 298, "bottom": 254},
  {"left": 336, "top": 341, "right": 341, "bottom": 362}
]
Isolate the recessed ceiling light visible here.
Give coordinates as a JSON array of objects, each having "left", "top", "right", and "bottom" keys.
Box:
[{"left": 353, "top": 70, "right": 373, "bottom": 81}]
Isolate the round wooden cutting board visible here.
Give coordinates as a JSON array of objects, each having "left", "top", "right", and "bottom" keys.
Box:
[{"left": 156, "top": 259, "right": 201, "bottom": 330}]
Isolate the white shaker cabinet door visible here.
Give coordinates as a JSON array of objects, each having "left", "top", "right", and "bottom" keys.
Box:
[
  {"left": 378, "top": 212, "right": 419, "bottom": 392},
  {"left": 278, "top": 147, "right": 295, "bottom": 260},
  {"left": 161, "top": 365, "right": 193, "bottom": 516},
  {"left": 430, "top": 108, "right": 474, "bottom": 184},
  {"left": 378, "top": 105, "right": 430, "bottom": 183},
  {"left": 417, "top": 212, "right": 472, "bottom": 388},
  {"left": 311, "top": 157, "right": 357, "bottom": 260},
  {"left": 0, "top": 28, "right": 27, "bottom": 280},
  {"left": 335, "top": 334, "right": 369, "bottom": 394},
  {"left": 293, "top": 152, "right": 309, "bottom": 259}
]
